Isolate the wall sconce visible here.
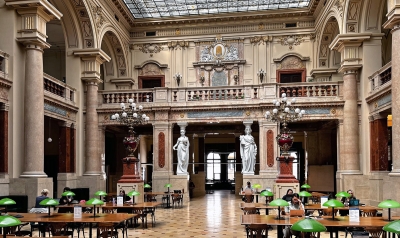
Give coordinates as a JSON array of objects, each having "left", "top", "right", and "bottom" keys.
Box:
[
  {"left": 200, "top": 75, "right": 205, "bottom": 86},
  {"left": 257, "top": 69, "right": 266, "bottom": 84},
  {"left": 174, "top": 72, "right": 182, "bottom": 87}
]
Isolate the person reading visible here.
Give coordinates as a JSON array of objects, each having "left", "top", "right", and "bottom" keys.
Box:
[{"left": 283, "top": 193, "right": 304, "bottom": 238}]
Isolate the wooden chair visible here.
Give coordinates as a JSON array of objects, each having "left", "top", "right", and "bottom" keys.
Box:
[
  {"left": 102, "top": 207, "right": 115, "bottom": 214},
  {"left": 361, "top": 209, "right": 378, "bottom": 217},
  {"left": 243, "top": 195, "right": 254, "bottom": 203},
  {"left": 48, "top": 222, "right": 73, "bottom": 237},
  {"left": 247, "top": 224, "right": 269, "bottom": 238},
  {"left": 132, "top": 207, "right": 147, "bottom": 229},
  {"left": 364, "top": 227, "right": 385, "bottom": 238},
  {"left": 97, "top": 223, "right": 118, "bottom": 238},
  {"left": 4, "top": 225, "right": 32, "bottom": 237},
  {"left": 171, "top": 193, "right": 183, "bottom": 207},
  {"left": 243, "top": 207, "right": 258, "bottom": 215}
]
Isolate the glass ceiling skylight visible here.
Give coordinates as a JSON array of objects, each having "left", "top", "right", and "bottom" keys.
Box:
[{"left": 123, "top": 0, "right": 312, "bottom": 19}]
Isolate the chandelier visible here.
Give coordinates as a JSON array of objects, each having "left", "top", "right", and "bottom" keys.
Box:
[
  {"left": 265, "top": 93, "right": 305, "bottom": 157},
  {"left": 111, "top": 99, "right": 149, "bottom": 156}
]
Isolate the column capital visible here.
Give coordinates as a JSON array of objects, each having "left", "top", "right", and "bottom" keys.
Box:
[
  {"left": 383, "top": 2, "right": 400, "bottom": 30},
  {"left": 6, "top": 0, "right": 62, "bottom": 46},
  {"left": 74, "top": 49, "right": 110, "bottom": 83},
  {"left": 338, "top": 65, "right": 362, "bottom": 75}
]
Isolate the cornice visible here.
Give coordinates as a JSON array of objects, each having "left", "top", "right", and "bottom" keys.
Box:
[{"left": 111, "top": 0, "right": 135, "bottom": 27}]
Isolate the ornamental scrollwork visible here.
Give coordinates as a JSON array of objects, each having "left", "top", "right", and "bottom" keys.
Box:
[
  {"left": 250, "top": 36, "right": 271, "bottom": 45},
  {"left": 138, "top": 43, "right": 164, "bottom": 57},
  {"left": 279, "top": 35, "right": 304, "bottom": 50},
  {"left": 167, "top": 41, "right": 189, "bottom": 50}
]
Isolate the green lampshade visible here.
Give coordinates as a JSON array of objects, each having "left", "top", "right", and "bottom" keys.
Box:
[
  {"left": 291, "top": 218, "right": 327, "bottom": 232},
  {"left": 127, "top": 190, "right": 141, "bottom": 197},
  {"left": 62, "top": 191, "right": 75, "bottom": 197},
  {"left": 383, "top": 220, "right": 400, "bottom": 233},
  {"left": 378, "top": 199, "right": 400, "bottom": 208},
  {"left": 299, "top": 191, "right": 312, "bottom": 197},
  {"left": 260, "top": 190, "right": 274, "bottom": 197},
  {"left": 144, "top": 184, "right": 151, "bottom": 188},
  {"left": 301, "top": 184, "right": 311, "bottom": 189},
  {"left": 85, "top": 198, "right": 104, "bottom": 205},
  {"left": 335, "top": 191, "right": 351, "bottom": 198},
  {"left": 94, "top": 191, "right": 107, "bottom": 196},
  {"left": 39, "top": 198, "right": 59, "bottom": 206},
  {"left": 164, "top": 183, "right": 172, "bottom": 188},
  {"left": 0, "top": 215, "right": 21, "bottom": 227},
  {"left": 269, "top": 198, "right": 290, "bottom": 207},
  {"left": 252, "top": 184, "right": 262, "bottom": 189},
  {"left": 0, "top": 198, "right": 16, "bottom": 205},
  {"left": 323, "top": 199, "right": 344, "bottom": 208}
]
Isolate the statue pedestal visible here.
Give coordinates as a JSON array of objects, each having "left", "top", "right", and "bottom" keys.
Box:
[
  {"left": 170, "top": 175, "right": 189, "bottom": 205},
  {"left": 118, "top": 156, "right": 142, "bottom": 183},
  {"left": 275, "top": 156, "right": 298, "bottom": 183}
]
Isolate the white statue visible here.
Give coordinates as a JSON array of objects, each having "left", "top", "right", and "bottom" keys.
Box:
[
  {"left": 240, "top": 126, "right": 257, "bottom": 174},
  {"left": 173, "top": 129, "right": 190, "bottom": 174}
]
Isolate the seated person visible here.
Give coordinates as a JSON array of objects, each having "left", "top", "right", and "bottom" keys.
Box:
[
  {"left": 35, "top": 189, "right": 49, "bottom": 208},
  {"left": 242, "top": 181, "right": 254, "bottom": 202},
  {"left": 283, "top": 193, "right": 304, "bottom": 238},
  {"left": 282, "top": 189, "right": 294, "bottom": 202},
  {"left": 58, "top": 187, "right": 74, "bottom": 213},
  {"left": 339, "top": 189, "right": 356, "bottom": 216}
]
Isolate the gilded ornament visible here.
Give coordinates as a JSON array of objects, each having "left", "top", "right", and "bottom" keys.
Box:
[
  {"left": 330, "top": 108, "right": 336, "bottom": 115},
  {"left": 245, "top": 111, "right": 251, "bottom": 116},
  {"left": 180, "top": 113, "right": 185, "bottom": 118}
]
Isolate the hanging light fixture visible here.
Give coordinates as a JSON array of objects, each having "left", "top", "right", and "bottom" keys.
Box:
[{"left": 47, "top": 118, "right": 52, "bottom": 142}]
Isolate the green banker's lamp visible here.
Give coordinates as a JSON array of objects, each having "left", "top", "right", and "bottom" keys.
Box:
[
  {"left": 164, "top": 183, "right": 172, "bottom": 208},
  {"left": 291, "top": 218, "right": 326, "bottom": 236},
  {"left": 299, "top": 191, "right": 312, "bottom": 205},
  {"left": 85, "top": 198, "right": 104, "bottom": 217},
  {"left": 301, "top": 184, "right": 311, "bottom": 190},
  {"left": 378, "top": 199, "right": 400, "bottom": 221},
  {"left": 322, "top": 199, "right": 344, "bottom": 220},
  {"left": 252, "top": 184, "right": 262, "bottom": 193},
  {"left": 260, "top": 190, "right": 274, "bottom": 205},
  {"left": 383, "top": 220, "right": 400, "bottom": 233},
  {"left": 127, "top": 190, "right": 140, "bottom": 205},
  {"left": 269, "top": 198, "right": 289, "bottom": 220},
  {"left": 0, "top": 198, "right": 16, "bottom": 215},
  {"left": 94, "top": 190, "right": 107, "bottom": 202},
  {"left": 335, "top": 191, "right": 351, "bottom": 198},
  {"left": 61, "top": 191, "right": 76, "bottom": 205},
  {"left": 0, "top": 215, "right": 21, "bottom": 238},
  {"left": 39, "top": 198, "right": 59, "bottom": 217}
]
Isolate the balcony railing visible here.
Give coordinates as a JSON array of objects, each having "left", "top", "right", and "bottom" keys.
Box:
[
  {"left": 100, "top": 81, "right": 342, "bottom": 105},
  {"left": 369, "top": 62, "right": 392, "bottom": 92},
  {"left": 43, "top": 73, "right": 75, "bottom": 102}
]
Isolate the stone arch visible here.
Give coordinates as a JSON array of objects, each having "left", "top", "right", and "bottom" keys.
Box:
[
  {"left": 134, "top": 60, "right": 168, "bottom": 76},
  {"left": 49, "top": 0, "right": 82, "bottom": 49},
  {"left": 342, "top": 0, "right": 364, "bottom": 33},
  {"left": 99, "top": 29, "right": 128, "bottom": 77},
  {"left": 359, "top": 0, "right": 386, "bottom": 33},
  {"left": 317, "top": 16, "right": 341, "bottom": 68},
  {"left": 63, "top": 0, "right": 97, "bottom": 48}
]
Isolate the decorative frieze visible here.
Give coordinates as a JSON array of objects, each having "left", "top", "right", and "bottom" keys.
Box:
[
  {"left": 44, "top": 103, "right": 67, "bottom": 116},
  {"left": 279, "top": 35, "right": 304, "bottom": 50},
  {"left": 187, "top": 110, "right": 243, "bottom": 118},
  {"left": 137, "top": 43, "right": 164, "bottom": 57},
  {"left": 167, "top": 41, "right": 189, "bottom": 50},
  {"left": 250, "top": 36, "right": 272, "bottom": 45}
]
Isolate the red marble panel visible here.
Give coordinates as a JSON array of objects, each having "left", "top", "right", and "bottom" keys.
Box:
[
  {"left": 158, "top": 132, "right": 165, "bottom": 168},
  {"left": 370, "top": 119, "right": 389, "bottom": 171},
  {"left": 267, "top": 130, "right": 274, "bottom": 167}
]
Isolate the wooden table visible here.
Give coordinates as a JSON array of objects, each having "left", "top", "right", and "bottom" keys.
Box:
[
  {"left": 13, "top": 213, "right": 137, "bottom": 238},
  {"left": 241, "top": 214, "right": 391, "bottom": 238},
  {"left": 101, "top": 202, "right": 162, "bottom": 227}
]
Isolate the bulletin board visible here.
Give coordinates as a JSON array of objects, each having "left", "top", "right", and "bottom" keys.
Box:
[{"left": 308, "top": 165, "right": 334, "bottom": 192}]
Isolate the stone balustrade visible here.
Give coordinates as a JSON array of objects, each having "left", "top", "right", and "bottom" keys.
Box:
[
  {"left": 369, "top": 62, "right": 392, "bottom": 92},
  {"left": 43, "top": 73, "right": 75, "bottom": 103},
  {"left": 99, "top": 81, "right": 343, "bottom": 105}
]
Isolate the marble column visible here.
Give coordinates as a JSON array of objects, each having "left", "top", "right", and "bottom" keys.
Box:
[
  {"left": 390, "top": 25, "right": 400, "bottom": 174},
  {"left": 84, "top": 81, "right": 101, "bottom": 175},
  {"left": 340, "top": 69, "right": 360, "bottom": 172},
  {"left": 20, "top": 44, "right": 48, "bottom": 177}
]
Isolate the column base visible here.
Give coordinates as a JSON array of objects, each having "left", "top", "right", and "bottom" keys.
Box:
[
  {"left": 82, "top": 171, "right": 101, "bottom": 176},
  {"left": 117, "top": 182, "right": 144, "bottom": 204},
  {"left": 20, "top": 171, "right": 48, "bottom": 178},
  {"left": 11, "top": 177, "right": 53, "bottom": 208},
  {"left": 274, "top": 182, "right": 300, "bottom": 199}
]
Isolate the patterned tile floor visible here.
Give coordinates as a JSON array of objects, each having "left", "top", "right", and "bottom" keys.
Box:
[{"left": 27, "top": 190, "right": 342, "bottom": 238}]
